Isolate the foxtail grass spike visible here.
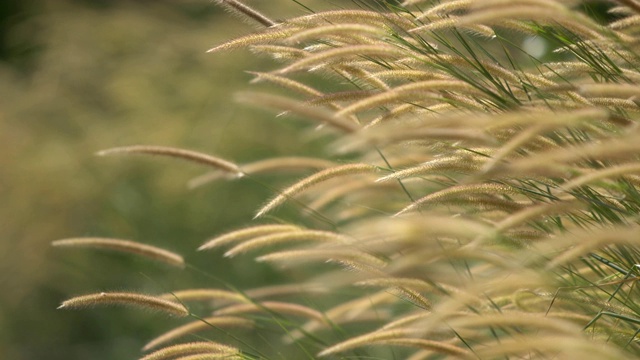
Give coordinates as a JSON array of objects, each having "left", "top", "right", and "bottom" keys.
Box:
[
  {"left": 52, "top": 237, "right": 185, "bottom": 268},
  {"left": 58, "top": 292, "right": 189, "bottom": 317}
]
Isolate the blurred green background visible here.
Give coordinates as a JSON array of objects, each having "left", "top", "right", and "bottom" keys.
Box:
[{"left": 0, "top": 1, "right": 327, "bottom": 359}]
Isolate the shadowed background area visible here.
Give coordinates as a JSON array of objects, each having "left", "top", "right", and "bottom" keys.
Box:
[{"left": 0, "top": 1, "right": 328, "bottom": 359}]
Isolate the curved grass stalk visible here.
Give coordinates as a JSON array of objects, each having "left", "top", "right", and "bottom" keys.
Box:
[
  {"left": 235, "top": 92, "right": 360, "bottom": 133},
  {"left": 546, "top": 225, "right": 640, "bottom": 269},
  {"left": 410, "top": 16, "right": 496, "bottom": 38},
  {"left": 213, "top": 301, "right": 326, "bottom": 323},
  {"left": 171, "top": 354, "right": 237, "bottom": 359},
  {"left": 287, "top": 291, "right": 398, "bottom": 342},
  {"left": 244, "top": 283, "right": 330, "bottom": 299},
  {"left": 188, "top": 156, "right": 336, "bottom": 189},
  {"left": 417, "top": 0, "right": 473, "bottom": 18},
  {"left": 241, "top": 157, "right": 336, "bottom": 174},
  {"left": 349, "top": 215, "right": 494, "bottom": 244},
  {"left": 207, "top": 27, "right": 299, "bottom": 53},
  {"left": 367, "top": 69, "right": 454, "bottom": 83},
  {"left": 411, "top": 53, "right": 549, "bottom": 89},
  {"left": 52, "top": 238, "right": 184, "bottom": 268},
  {"left": 307, "top": 90, "right": 378, "bottom": 106},
  {"left": 356, "top": 277, "right": 436, "bottom": 309},
  {"left": 248, "top": 71, "right": 322, "bottom": 97},
  {"left": 139, "top": 341, "right": 239, "bottom": 360},
  {"left": 285, "top": 10, "right": 417, "bottom": 30},
  {"left": 275, "top": 44, "right": 409, "bottom": 75},
  {"left": 97, "top": 145, "right": 242, "bottom": 176},
  {"left": 378, "top": 156, "right": 482, "bottom": 182},
  {"left": 492, "top": 200, "right": 584, "bottom": 233},
  {"left": 165, "top": 284, "right": 332, "bottom": 307},
  {"left": 214, "top": 0, "right": 276, "bottom": 28},
  {"left": 559, "top": 163, "right": 640, "bottom": 192},
  {"left": 587, "top": 97, "right": 640, "bottom": 111},
  {"left": 474, "top": 334, "right": 624, "bottom": 359},
  {"left": 143, "top": 316, "right": 254, "bottom": 351},
  {"left": 58, "top": 292, "right": 189, "bottom": 317},
  {"left": 249, "top": 44, "right": 308, "bottom": 60},
  {"left": 579, "top": 83, "right": 640, "bottom": 99},
  {"left": 223, "top": 230, "right": 351, "bottom": 257},
  {"left": 481, "top": 125, "right": 573, "bottom": 175},
  {"left": 457, "top": 5, "right": 607, "bottom": 41},
  {"left": 317, "top": 329, "right": 473, "bottom": 358},
  {"left": 333, "top": 63, "right": 392, "bottom": 90},
  {"left": 198, "top": 224, "right": 301, "bottom": 251},
  {"left": 335, "top": 80, "right": 480, "bottom": 117},
  {"left": 367, "top": 338, "right": 474, "bottom": 359},
  {"left": 395, "top": 183, "right": 518, "bottom": 216},
  {"left": 256, "top": 248, "right": 387, "bottom": 269},
  {"left": 284, "top": 24, "right": 388, "bottom": 44},
  {"left": 448, "top": 311, "right": 582, "bottom": 334},
  {"left": 317, "top": 329, "right": 420, "bottom": 356},
  {"left": 344, "top": 128, "right": 497, "bottom": 153},
  {"left": 615, "top": 0, "right": 640, "bottom": 14},
  {"left": 609, "top": 15, "right": 640, "bottom": 30},
  {"left": 255, "top": 163, "right": 378, "bottom": 218},
  {"left": 366, "top": 103, "right": 433, "bottom": 128},
  {"left": 159, "top": 289, "right": 246, "bottom": 304},
  {"left": 503, "top": 134, "right": 640, "bottom": 176},
  {"left": 306, "top": 177, "right": 393, "bottom": 212}
]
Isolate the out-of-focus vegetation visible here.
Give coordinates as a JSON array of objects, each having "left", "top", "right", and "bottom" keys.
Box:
[{"left": 0, "top": 1, "right": 322, "bottom": 359}]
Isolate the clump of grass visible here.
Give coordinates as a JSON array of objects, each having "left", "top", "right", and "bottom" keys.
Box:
[{"left": 55, "top": 0, "right": 640, "bottom": 359}]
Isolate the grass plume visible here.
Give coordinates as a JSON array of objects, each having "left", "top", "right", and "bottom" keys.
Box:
[
  {"left": 52, "top": 238, "right": 184, "bottom": 268},
  {"left": 214, "top": 0, "right": 276, "bottom": 28},
  {"left": 97, "top": 145, "right": 242, "bottom": 176},
  {"left": 143, "top": 316, "right": 254, "bottom": 351},
  {"left": 254, "top": 163, "right": 377, "bottom": 218},
  {"left": 139, "top": 341, "right": 239, "bottom": 360},
  {"left": 58, "top": 292, "right": 189, "bottom": 317}
]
